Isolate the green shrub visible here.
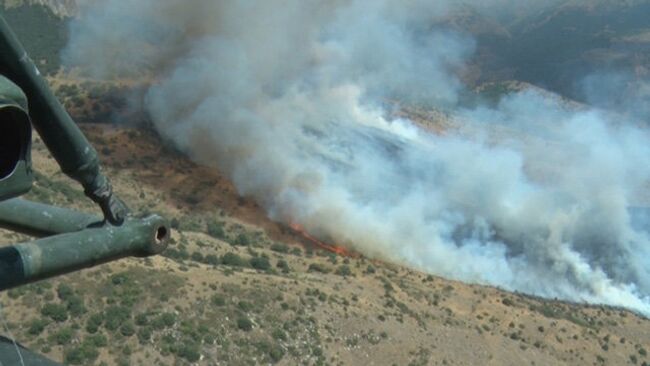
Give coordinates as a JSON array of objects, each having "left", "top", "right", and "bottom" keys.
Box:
[
  {"left": 151, "top": 316, "right": 166, "bottom": 330},
  {"left": 191, "top": 252, "right": 204, "bottom": 262},
  {"left": 205, "top": 254, "right": 219, "bottom": 265},
  {"left": 104, "top": 306, "right": 131, "bottom": 331},
  {"left": 86, "top": 313, "right": 103, "bottom": 334},
  {"left": 250, "top": 256, "right": 271, "bottom": 271},
  {"left": 152, "top": 312, "right": 176, "bottom": 330},
  {"left": 64, "top": 348, "right": 85, "bottom": 365},
  {"left": 163, "top": 248, "right": 190, "bottom": 261},
  {"left": 269, "top": 345, "right": 285, "bottom": 363},
  {"left": 111, "top": 273, "right": 130, "bottom": 285},
  {"left": 270, "top": 243, "right": 289, "bottom": 253},
  {"left": 276, "top": 260, "right": 290, "bottom": 273},
  {"left": 222, "top": 252, "right": 247, "bottom": 267},
  {"left": 51, "top": 327, "right": 74, "bottom": 345},
  {"left": 238, "top": 301, "right": 253, "bottom": 312},
  {"left": 290, "top": 247, "right": 303, "bottom": 256},
  {"left": 135, "top": 313, "right": 149, "bottom": 326},
  {"left": 85, "top": 333, "right": 107, "bottom": 348},
  {"left": 207, "top": 221, "right": 226, "bottom": 239},
  {"left": 161, "top": 312, "right": 177, "bottom": 327},
  {"left": 64, "top": 342, "right": 99, "bottom": 365},
  {"left": 137, "top": 326, "right": 153, "bottom": 344},
  {"left": 234, "top": 233, "right": 251, "bottom": 246},
  {"left": 177, "top": 343, "right": 201, "bottom": 362},
  {"left": 170, "top": 217, "right": 180, "bottom": 229},
  {"left": 318, "top": 292, "right": 328, "bottom": 302},
  {"left": 41, "top": 303, "right": 68, "bottom": 322},
  {"left": 120, "top": 321, "right": 136, "bottom": 337},
  {"left": 211, "top": 295, "right": 226, "bottom": 306},
  {"left": 237, "top": 317, "right": 253, "bottom": 331},
  {"left": 122, "top": 345, "right": 132, "bottom": 356},
  {"left": 308, "top": 263, "right": 330, "bottom": 274},
  {"left": 7, "top": 288, "right": 25, "bottom": 299},
  {"left": 272, "top": 328, "right": 287, "bottom": 341},
  {"left": 28, "top": 318, "right": 48, "bottom": 335},
  {"left": 335, "top": 265, "right": 352, "bottom": 277},
  {"left": 57, "top": 284, "right": 73, "bottom": 301},
  {"left": 66, "top": 296, "right": 86, "bottom": 316}
]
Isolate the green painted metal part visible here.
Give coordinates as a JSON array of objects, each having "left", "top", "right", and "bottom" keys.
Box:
[
  {"left": 0, "top": 160, "right": 31, "bottom": 201},
  {"left": 0, "top": 12, "right": 172, "bottom": 365},
  {"left": 0, "top": 336, "right": 61, "bottom": 366},
  {"left": 0, "top": 15, "right": 128, "bottom": 224},
  {"left": 0, "top": 75, "right": 32, "bottom": 201},
  {"left": 0, "top": 73, "right": 28, "bottom": 111},
  {"left": 0, "top": 200, "right": 169, "bottom": 291},
  {"left": 0, "top": 15, "right": 100, "bottom": 188},
  {"left": 0, "top": 198, "right": 101, "bottom": 237}
]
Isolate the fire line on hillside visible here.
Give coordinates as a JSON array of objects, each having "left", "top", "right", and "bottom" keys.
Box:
[{"left": 288, "top": 223, "right": 357, "bottom": 258}]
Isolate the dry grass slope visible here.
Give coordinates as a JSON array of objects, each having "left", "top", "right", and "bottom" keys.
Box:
[{"left": 0, "top": 113, "right": 648, "bottom": 365}]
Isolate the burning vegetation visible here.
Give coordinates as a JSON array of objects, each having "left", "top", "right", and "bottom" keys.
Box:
[{"left": 288, "top": 223, "right": 357, "bottom": 258}]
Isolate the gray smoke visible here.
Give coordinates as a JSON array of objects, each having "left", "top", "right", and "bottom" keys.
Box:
[
  {"left": 578, "top": 71, "right": 650, "bottom": 122},
  {"left": 64, "top": 0, "right": 650, "bottom": 315}
]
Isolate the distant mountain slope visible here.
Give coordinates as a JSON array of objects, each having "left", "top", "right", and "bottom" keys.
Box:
[
  {"left": 483, "top": 0, "right": 650, "bottom": 101},
  {"left": 0, "top": 0, "right": 68, "bottom": 74},
  {"left": 3, "top": 0, "right": 650, "bottom": 103},
  {"left": 2, "top": 0, "right": 77, "bottom": 17}
]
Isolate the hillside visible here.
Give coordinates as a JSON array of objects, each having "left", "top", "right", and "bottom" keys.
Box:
[
  {"left": 4, "top": 0, "right": 650, "bottom": 102},
  {"left": 0, "top": 83, "right": 649, "bottom": 364},
  {"left": 2, "top": 0, "right": 77, "bottom": 17},
  {"left": 1, "top": 2, "right": 650, "bottom": 365},
  {"left": 0, "top": 0, "right": 68, "bottom": 75},
  {"left": 467, "top": 0, "right": 650, "bottom": 103}
]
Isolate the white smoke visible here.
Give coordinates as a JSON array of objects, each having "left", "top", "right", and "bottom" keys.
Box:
[{"left": 63, "top": 0, "right": 650, "bottom": 315}]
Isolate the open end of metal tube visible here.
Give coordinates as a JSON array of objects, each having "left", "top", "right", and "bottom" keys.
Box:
[
  {"left": 155, "top": 226, "right": 169, "bottom": 244},
  {"left": 141, "top": 220, "right": 170, "bottom": 257}
]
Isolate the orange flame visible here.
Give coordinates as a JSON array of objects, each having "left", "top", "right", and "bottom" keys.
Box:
[{"left": 288, "top": 222, "right": 355, "bottom": 257}]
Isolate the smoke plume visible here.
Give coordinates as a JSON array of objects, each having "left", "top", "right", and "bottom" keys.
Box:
[{"left": 64, "top": 0, "right": 650, "bottom": 315}]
